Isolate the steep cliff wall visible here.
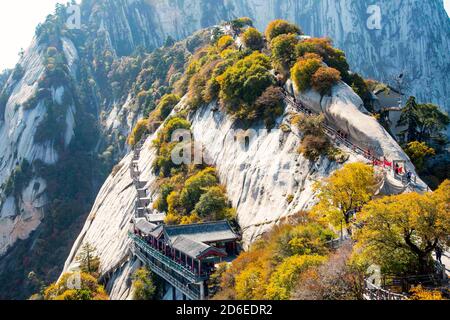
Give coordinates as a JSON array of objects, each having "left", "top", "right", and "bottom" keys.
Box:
[
  {"left": 136, "top": 0, "right": 450, "bottom": 111},
  {"left": 62, "top": 76, "right": 425, "bottom": 298}
]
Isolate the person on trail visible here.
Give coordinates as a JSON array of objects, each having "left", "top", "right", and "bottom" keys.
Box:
[
  {"left": 435, "top": 245, "right": 443, "bottom": 263},
  {"left": 406, "top": 171, "right": 412, "bottom": 183}
]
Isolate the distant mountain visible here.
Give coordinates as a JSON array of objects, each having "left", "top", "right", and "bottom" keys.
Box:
[{"left": 0, "top": 0, "right": 448, "bottom": 299}]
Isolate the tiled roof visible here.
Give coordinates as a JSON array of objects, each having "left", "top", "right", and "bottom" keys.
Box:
[
  {"left": 134, "top": 218, "right": 157, "bottom": 234},
  {"left": 146, "top": 213, "right": 166, "bottom": 223},
  {"left": 165, "top": 220, "right": 239, "bottom": 244},
  {"left": 172, "top": 236, "right": 210, "bottom": 259}
]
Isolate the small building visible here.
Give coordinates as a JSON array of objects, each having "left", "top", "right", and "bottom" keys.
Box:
[
  {"left": 145, "top": 212, "right": 167, "bottom": 225},
  {"left": 372, "top": 86, "right": 408, "bottom": 143},
  {"left": 130, "top": 219, "right": 240, "bottom": 300}
]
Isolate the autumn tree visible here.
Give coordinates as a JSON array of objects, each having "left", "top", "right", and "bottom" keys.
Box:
[
  {"left": 270, "top": 33, "right": 299, "bottom": 71},
  {"left": 217, "top": 52, "right": 275, "bottom": 121},
  {"left": 265, "top": 20, "right": 302, "bottom": 42},
  {"left": 291, "top": 56, "right": 322, "bottom": 92},
  {"left": 128, "top": 118, "right": 149, "bottom": 146},
  {"left": 311, "top": 66, "right": 341, "bottom": 96},
  {"left": 132, "top": 268, "right": 157, "bottom": 300},
  {"left": 266, "top": 255, "right": 326, "bottom": 300},
  {"left": 254, "top": 86, "right": 285, "bottom": 128},
  {"left": 354, "top": 180, "right": 450, "bottom": 275},
  {"left": 404, "top": 141, "right": 436, "bottom": 171},
  {"left": 312, "top": 163, "right": 377, "bottom": 235},
  {"left": 44, "top": 272, "right": 109, "bottom": 300},
  {"left": 76, "top": 242, "right": 100, "bottom": 275},
  {"left": 295, "top": 38, "right": 350, "bottom": 79},
  {"left": 217, "top": 35, "right": 235, "bottom": 51},
  {"left": 242, "top": 27, "right": 264, "bottom": 51},
  {"left": 293, "top": 243, "right": 365, "bottom": 300},
  {"left": 214, "top": 214, "right": 334, "bottom": 300}
]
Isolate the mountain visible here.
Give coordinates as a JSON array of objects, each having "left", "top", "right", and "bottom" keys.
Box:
[
  {"left": 0, "top": 0, "right": 447, "bottom": 299},
  {"left": 61, "top": 76, "right": 427, "bottom": 300}
]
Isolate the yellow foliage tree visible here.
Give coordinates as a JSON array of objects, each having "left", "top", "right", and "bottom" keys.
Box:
[
  {"left": 217, "top": 35, "right": 235, "bottom": 51},
  {"left": 354, "top": 180, "right": 450, "bottom": 275},
  {"left": 404, "top": 141, "right": 435, "bottom": 171},
  {"left": 44, "top": 272, "right": 109, "bottom": 300},
  {"left": 266, "top": 255, "right": 326, "bottom": 300},
  {"left": 312, "top": 162, "right": 377, "bottom": 234},
  {"left": 128, "top": 118, "right": 149, "bottom": 146}
]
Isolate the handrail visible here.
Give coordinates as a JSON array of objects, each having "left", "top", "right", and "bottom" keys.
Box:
[
  {"left": 132, "top": 246, "right": 201, "bottom": 300},
  {"left": 364, "top": 280, "right": 408, "bottom": 300},
  {"left": 129, "top": 232, "right": 207, "bottom": 283},
  {"left": 283, "top": 92, "right": 424, "bottom": 190}
]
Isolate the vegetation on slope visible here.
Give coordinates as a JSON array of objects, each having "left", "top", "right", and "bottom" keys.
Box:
[
  {"left": 213, "top": 162, "right": 450, "bottom": 300},
  {"left": 151, "top": 115, "right": 236, "bottom": 225}
]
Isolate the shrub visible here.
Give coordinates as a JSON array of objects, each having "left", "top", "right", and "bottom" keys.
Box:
[
  {"left": 311, "top": 66, "right": 341, "bottom": 95},
  {"left": 295, "top": 38, "right": 350, "bottom": 81},
  {"left": 179, "top": 168, "right": 219, "bottom": 213},
  {"left": 217, "top": 52, "right": 274, "bottom": 120},
  {"left": 44, "top": 272, "right": 108, "bottom": 300},
  {"left": 12, "top": 64, "right": 25, "bottom": 81},
  {"left": 132, "top": 268, "right": 156, "bottom": 300},
  {"left": 157, "top": 94, "right": 180, "bottom": 119},
  {"left": 299, "top": 135, "right": 331, "bottom": 161},
  {"left": 194, "top": 186, "right": 233, "bottom": 221},
  {"left": 217, "top": 35, "right": 235, "bottom": 51},
  {"left": 292, "top": 113, "right": 325, "bottom": 136},
  {"left": 153, "top": 183, "right": 174, "bottom": 212},
  {"left": 155, "top": 116, "right": 191, "bottom": 146},
  {"left": 46, "top": 46, "right": 58, "bottom": 57},
  {"left": 404, "top": 141, "right": 435, "bottom": 171},
  {"left": 409, "top": 285, "right": 444, "bottom": 300},
  {"left": 231, "top": 17, "right": 254, "bottom": 29},
  {"left": 242, "top": 27, "right": 264, "bottom": 51},
  {"left": 152, "top": 142, "right": 183, "bottom": 177},
  {"left": 187, "top": 59, "right": 221, "bottom": 109},
  {"left": 265, "top": 20, "right": 302, "bottom": 42},
  {"left": 128, "top": 118, "right": 149, "bottom": 146},
  {"left": 291, "top": 57, "right": 322, "bottom": 92},
  {"left": 266, "top": 255, "right": 326, "bottom": 300},
  {"left": 254, "top": 86, "right": 285, "bottom": 128},
  {"left": 137, "top": 90, "right": 148, "bottom": 105},
  {"left": 270, "top": 33, "right": 299, "bottom": 71},
  {"left": 347, "top": 73, "right": 371, "bottom": 106}
]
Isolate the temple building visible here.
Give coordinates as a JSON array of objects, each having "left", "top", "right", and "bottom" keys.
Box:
[{"left": 129, "top": 218, "right": 240, "bottom": 300}]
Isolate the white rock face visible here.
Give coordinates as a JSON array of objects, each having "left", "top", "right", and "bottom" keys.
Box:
[
  {"left": 0, "top": 36, "right": 79, "bottom": 255},
  {"left": 63, "top": 79, "right": 425, "bottom": 298}
]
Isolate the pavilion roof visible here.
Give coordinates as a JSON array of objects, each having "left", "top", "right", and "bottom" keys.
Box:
[
  {"left": 171, "top": 236, "right": 226, "bottom": 259},
  {"left": 134, "top": 218, "right": 157, "bottom": 235},
  {"left": 164, "top": 220, "right": 239, "bottom": 244}
]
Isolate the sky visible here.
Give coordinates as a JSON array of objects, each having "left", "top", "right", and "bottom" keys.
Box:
[{"left": 0, "top": 0, "right": 449, "bottom": 71}]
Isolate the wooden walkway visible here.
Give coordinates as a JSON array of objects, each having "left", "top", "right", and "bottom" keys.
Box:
[{"left": 282, "top": 92, "right": 426, "bottom": 192}]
